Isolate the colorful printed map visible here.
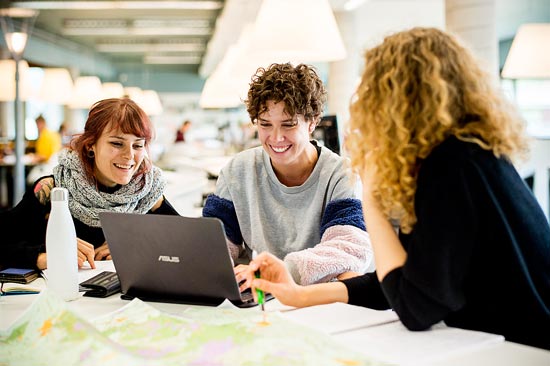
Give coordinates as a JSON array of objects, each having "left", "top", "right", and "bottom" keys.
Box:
[{"left": 1, "top": 290, "right": 388, "bottom": 365}]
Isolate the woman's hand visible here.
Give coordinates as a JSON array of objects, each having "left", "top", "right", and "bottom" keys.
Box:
[
  {"left": 235, "top": 252, "right": 351, "bottom": 308},
  {"left": 234, "top": 263, "right": 250, "bottom": 291},
  {"left": 94, "top": 241, "right": 111, "bottom": 260},
  {"left": 234, "top": 252, "right": 306, "bottom": 307},
  {"left": 77, "top": 238, "right": 96, "bottom": 268},
  {"left": 36, "top": 253, "right": 47, "bottom": 270},
  {"left": 35, "top": 239, "right": 96, "bottom": 269}
]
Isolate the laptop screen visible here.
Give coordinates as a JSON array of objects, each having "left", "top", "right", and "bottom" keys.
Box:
[{"left": 99, "top": 212, "right": 253, "bottom": 307}]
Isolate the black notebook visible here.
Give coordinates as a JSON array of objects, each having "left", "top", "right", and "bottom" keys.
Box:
[{"left": 0, "top": 268, "right": 39, "bottom": 284}]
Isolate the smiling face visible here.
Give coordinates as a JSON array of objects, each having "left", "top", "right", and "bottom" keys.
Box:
[
  {"left": 90, "top": 126, "right": 146, "bottom": 187},
  {"left": 257, "top": 100, "right": 317, "bottom": 173}
]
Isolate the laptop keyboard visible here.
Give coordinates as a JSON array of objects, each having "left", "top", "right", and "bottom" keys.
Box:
[{"left": 240, "top": 289, "right": 254, "bottom": 303}]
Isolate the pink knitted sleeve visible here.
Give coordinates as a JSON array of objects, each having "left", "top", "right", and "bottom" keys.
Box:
[{"left": 284, "top": 225, "right": 374, "bottom": 285}]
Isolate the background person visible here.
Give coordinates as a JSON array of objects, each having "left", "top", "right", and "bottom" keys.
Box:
[
  {"left": 1, "top": 98, "right": 179, "bottom": 270},
  {"left": 175, "top": 120, "right": 192, "bottom": 143},
  {"left": 237, "top": 28, "right": 550, "bottom": 350},
  {"left": 33, "top": 115, "right": 62, "bottom": 163},
  {"left": 204, "top": 63, "right": 373, "bottom": 285}
]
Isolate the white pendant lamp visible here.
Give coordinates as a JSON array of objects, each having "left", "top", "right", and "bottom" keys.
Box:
[
  {"left": 251, "top": 0, "right": 346, "bottom": 63},
  {"left": 140, "top": 90, "right": 163, "bottom": 116},
  {"left": 69, "top": 76, "right": 102, "bottom": 109},
  {"left": 0, "top": 59, "right": 32, "bottom": 101},
  {"left": 101, "top": 82, "right": 125, "bottom": 99},
  {"left": 38, "top": 68, "right": 74, "bottom": 104},
  {"left": 501, "top": 23, "right": 550, "bottom": 79},
  {"left": 123, "top": 86, "right": 143, "bottom": 102},
  {"left": 199, "top": 44, "right": 249, "bottom": 109}
]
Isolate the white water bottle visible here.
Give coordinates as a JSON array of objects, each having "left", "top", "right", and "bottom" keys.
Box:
[{"left": 45, "top": 187, "right": 79, "bottom": 301}]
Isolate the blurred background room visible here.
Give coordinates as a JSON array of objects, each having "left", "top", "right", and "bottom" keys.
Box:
[{"left": 1, "top": 0, "right": 549, "bottom": 219}]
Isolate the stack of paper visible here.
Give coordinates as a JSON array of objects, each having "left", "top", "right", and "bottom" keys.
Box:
[
  {"left": 281, "top": 302, "right": 399, "bottom": 334},
  {"left": 334, "top": 321, "right": 504, "bottom": 365},
  {"left": 280, "top": 302, "right": 504, "bottom": 364}
]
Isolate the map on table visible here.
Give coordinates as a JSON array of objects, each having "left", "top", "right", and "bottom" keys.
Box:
[{"left": 0, "top": 290, "right": 389, "bottom": 366}]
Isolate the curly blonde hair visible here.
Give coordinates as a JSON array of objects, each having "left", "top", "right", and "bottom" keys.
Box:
[{"left": 347, "top": 27, "right": 528, "bottom": 233}]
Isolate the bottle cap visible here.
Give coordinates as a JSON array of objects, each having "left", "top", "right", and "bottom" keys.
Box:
[{"left": 51, "top": 187, "right": 69, "bottom": 202}]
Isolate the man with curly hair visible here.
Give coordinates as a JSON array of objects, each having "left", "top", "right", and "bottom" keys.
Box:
[{"left": 203, "top": 63, "right": 373, "bottom": 285}]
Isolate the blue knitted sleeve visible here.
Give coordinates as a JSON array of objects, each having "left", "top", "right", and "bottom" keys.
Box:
[
  {"left": 202, "top": 194, "right": 243, "bottom": 245},
  {"left": 320, "top": 198, "right": 366, "bottom": 237}
]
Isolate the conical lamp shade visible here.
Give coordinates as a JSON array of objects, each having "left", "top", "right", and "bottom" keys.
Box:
[
  {"left": 101, "top": 82, "right": 125, "bottom": 99},
  {"left": 69, "top": 76, "right": 102, "bottom": 109},
  {"left": 502, "top": 23, "right": 550, "bottom": 79},
  {"left": 39, "top": 68, "right": 74, "bottom": 104},
  {"left": 200, "top": 73, "right": 244, "bottom": 109},
  {"left": 123, "top": 86, "right": 143, "bottom": 103},
  {"left": 0, "top": 59, "right": 32, "bottom": 101},
  {"left": 140, "top": 90, "right": 163, "bottom": 116},
  {"left": 251, "top": 0, "right": 346, "bottom": 63}
]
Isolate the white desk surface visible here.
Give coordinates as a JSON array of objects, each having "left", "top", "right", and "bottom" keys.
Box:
[{"left": 1, "top": 264, "right": 549, "bottom": 366}]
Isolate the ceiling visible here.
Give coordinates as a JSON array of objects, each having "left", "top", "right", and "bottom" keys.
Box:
[
  {"left": 3, "top": 0, "right": 364, "bottom": 77},
  {"left": 2, "top": 0, "right": 549, "bottom": 82},
  {"left": 4, "top": 0, "right": 225, "bottom": 73}
]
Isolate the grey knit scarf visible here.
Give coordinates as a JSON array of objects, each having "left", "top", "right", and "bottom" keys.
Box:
[{"left": 53, "top": 149, "right": 166, "bottom": 227}]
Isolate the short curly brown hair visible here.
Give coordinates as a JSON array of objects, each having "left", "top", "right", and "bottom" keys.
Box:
[{"left": 245, "top": 63, "right": 327, "bottom": 123}]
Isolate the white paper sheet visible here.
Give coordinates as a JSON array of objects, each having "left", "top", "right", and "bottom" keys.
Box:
[
  {"left": 334, "top": 320, "right": 504, "bottom": 365},
  {"left": 42, "top": 260, "right": 116, "bottom": 284},
  {"left": 281, "top": 302, "right": 399, "bottom": 334},
  {"left": 77, "top": 260, "right": 116, "bottom": 283}
]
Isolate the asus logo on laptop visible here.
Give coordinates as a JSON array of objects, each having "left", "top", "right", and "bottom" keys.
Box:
[{"left": 158, "top": 255, "right": 180, "bottom": 263}]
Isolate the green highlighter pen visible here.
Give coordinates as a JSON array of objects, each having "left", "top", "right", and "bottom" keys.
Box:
[{"left": 254, "top": 270, "right": 265, "bottom": 311}]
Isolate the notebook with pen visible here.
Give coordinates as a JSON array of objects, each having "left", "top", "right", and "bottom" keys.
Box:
[{"left": 99, "top": 212, "right": 268, "bottom": 308}]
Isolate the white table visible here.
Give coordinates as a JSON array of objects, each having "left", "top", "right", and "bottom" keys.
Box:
[
  {"left": 425, "top": 342, "right": 550, "bottom": 366},
  {"left": 2, "top": 263, "right": 549, "bottom": 365}
]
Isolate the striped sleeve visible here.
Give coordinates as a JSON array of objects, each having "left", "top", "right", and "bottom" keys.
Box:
[
  {"left": 202, "top": 194, "right": 243, "bottom": 246},
  {"left": 320, "top": 198, "right": 366, "bottom": 236}
]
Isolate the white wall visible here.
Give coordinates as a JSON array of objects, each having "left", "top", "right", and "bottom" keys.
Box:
[
  {"left": 328, "top": 0, "right": 445, "bottom": 129},
  {"left": 354, "top": 0, "right": 445, "bottom": 50}
]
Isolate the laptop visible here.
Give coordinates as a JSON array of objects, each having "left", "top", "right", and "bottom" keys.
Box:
[{"left": 99, "top": 212, "right": 267, "bottom": 308}]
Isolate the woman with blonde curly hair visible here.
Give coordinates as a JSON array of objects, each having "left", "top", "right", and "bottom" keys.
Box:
[{"left": 237, "top": 28, "right": 550, "bottom": 349}]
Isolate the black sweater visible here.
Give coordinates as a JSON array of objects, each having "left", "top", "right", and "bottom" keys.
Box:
[
  {"left": 342, "top": 137, "right": 550, "bottom": 349},
  {"left": 1, "top": 176, "right": 179, "bottom": 269}
]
